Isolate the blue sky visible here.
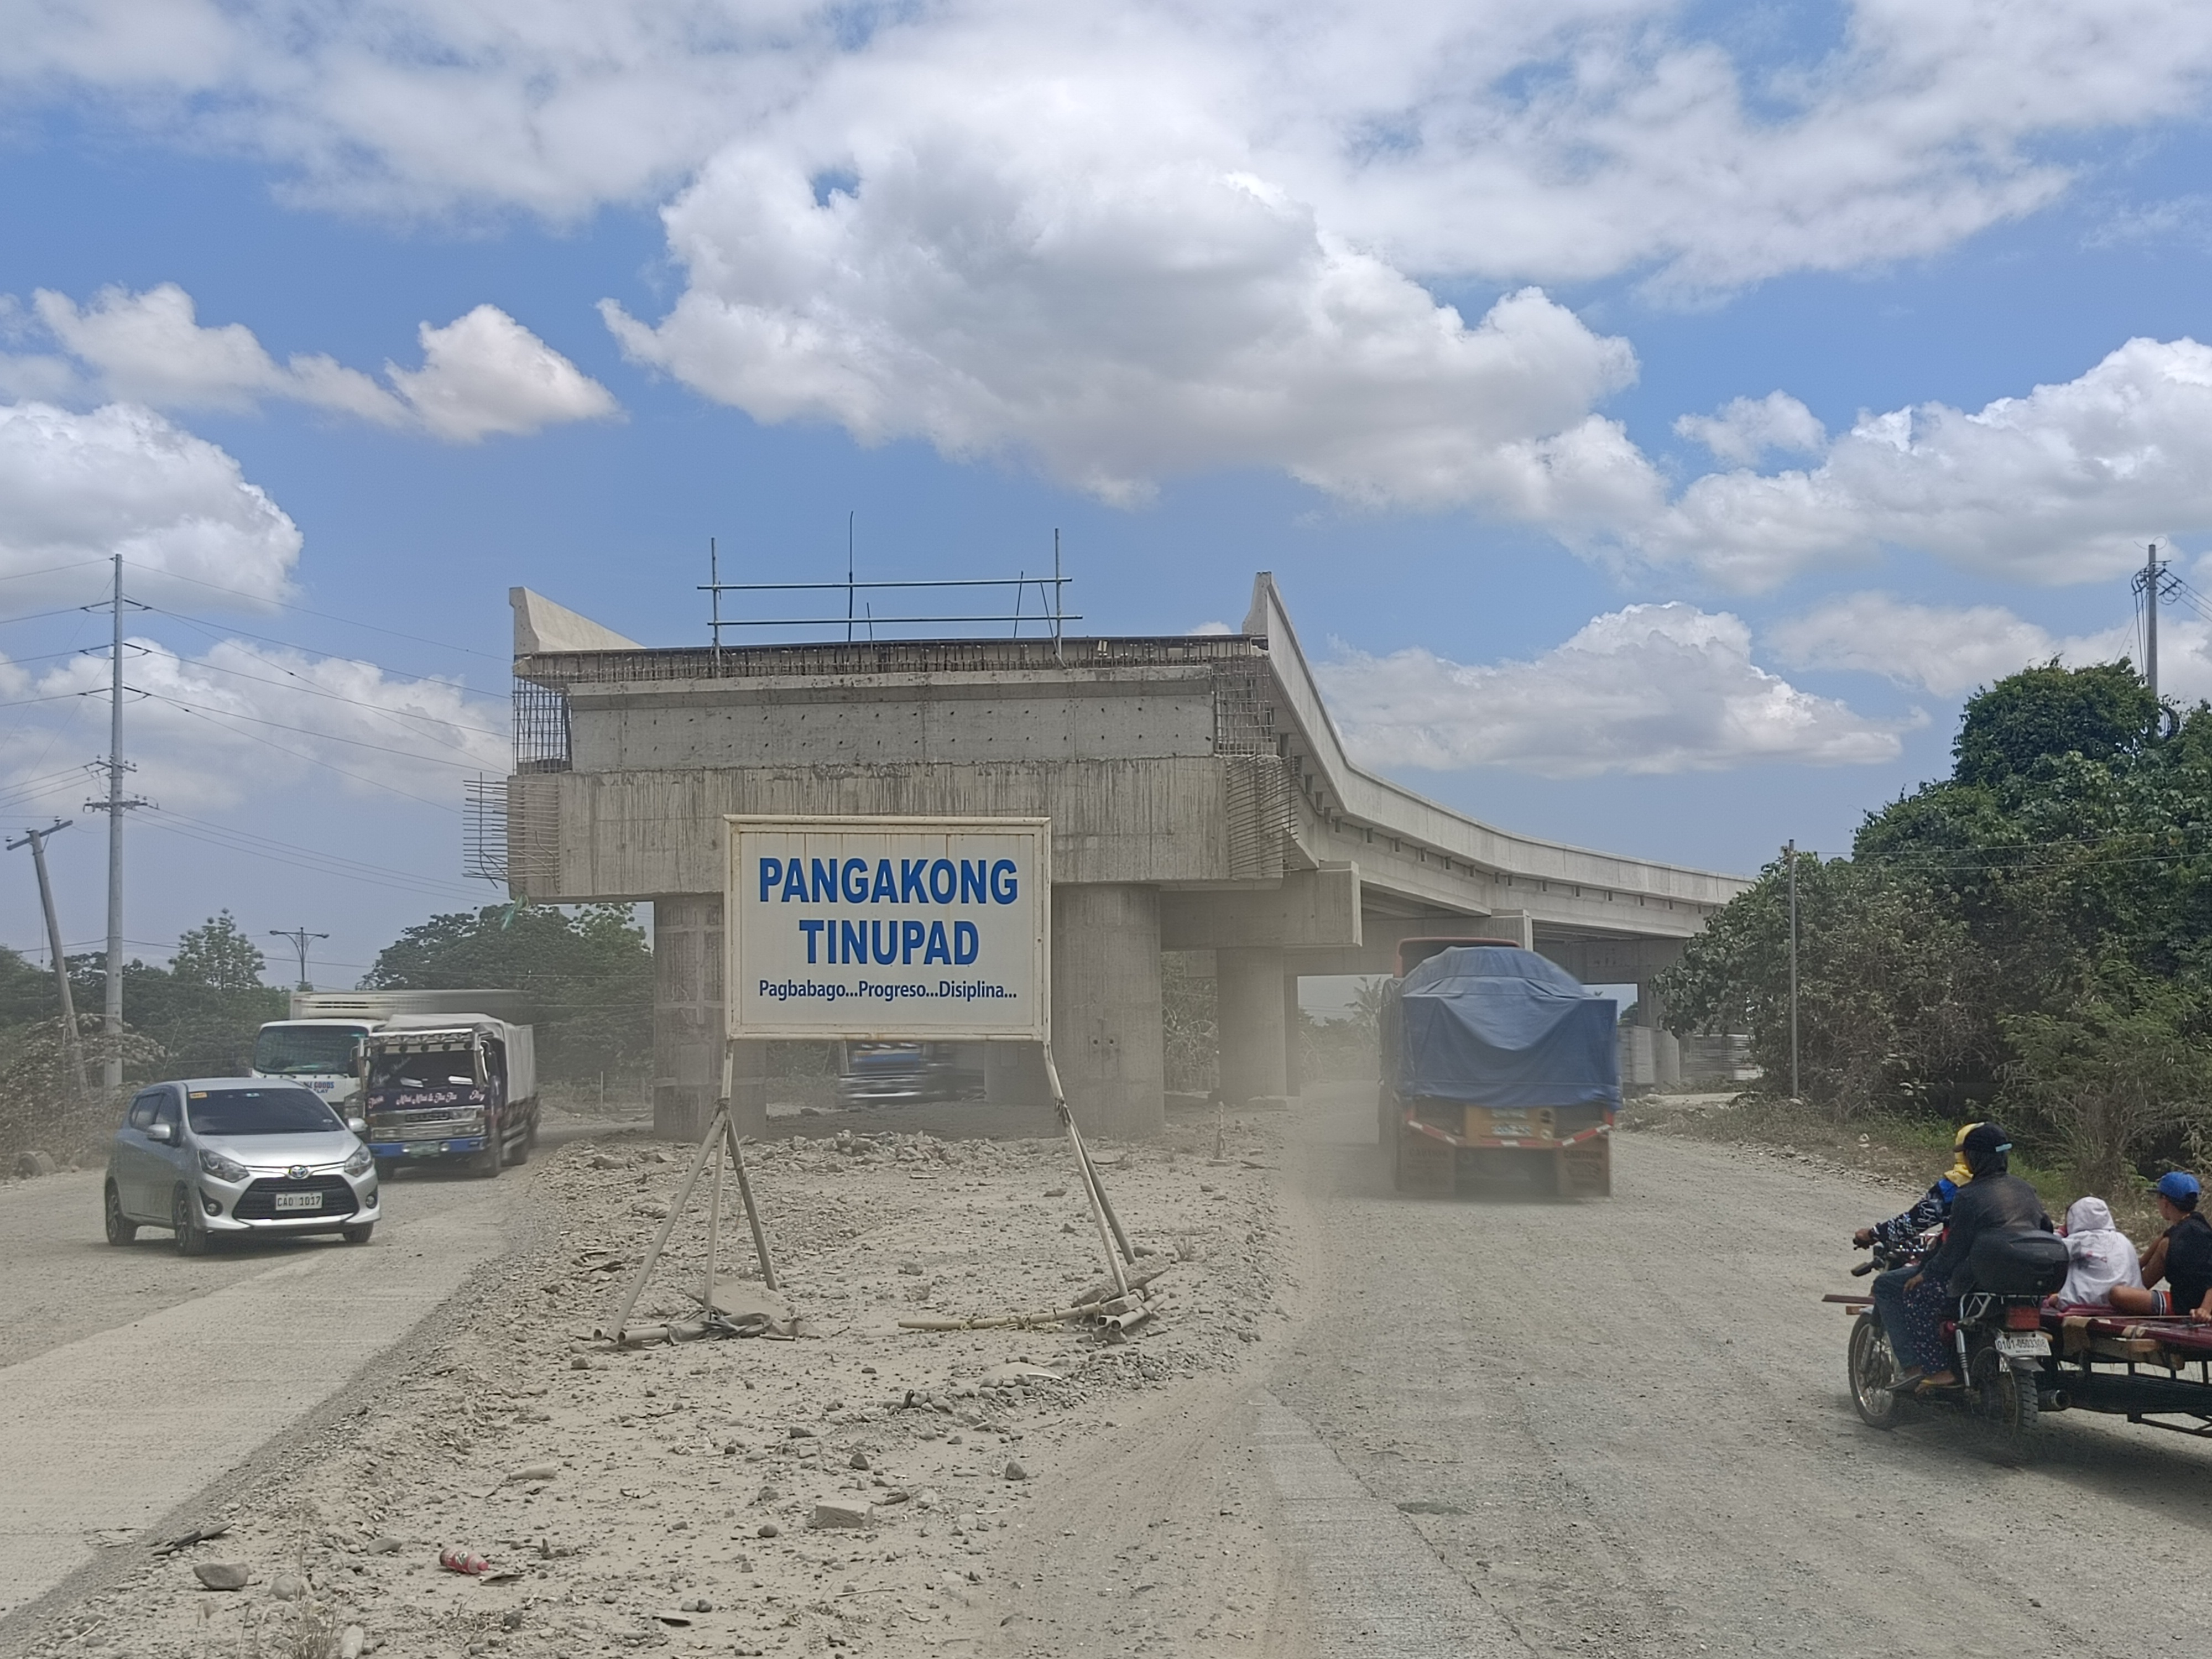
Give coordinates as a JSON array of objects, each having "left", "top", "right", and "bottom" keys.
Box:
[{"left": 5, "top": 1, "right": 2212, "bottom": 987}]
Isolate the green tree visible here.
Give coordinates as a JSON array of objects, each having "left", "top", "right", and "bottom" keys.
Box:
[
  {"left": 2002, "top": 964, "right": 2212, "bottom": 1197},
  {"left": 0, "top": 945, "right": 58, "bottom": 1030},
  {"left": 1665, "top": 660, "right": 2212, "bottom": 1190},
  {"left": 366, "top": 903, "right": 652, "bottom": 1080},
  {"left": 1952, "top": 659, "right": 2158, "bottom": 788},
  {"left": 1659, "top": 854, "right": 1998, "bottom": 1120},
  {"left": 171, "top": 912, "right": 268, "bottom": 993}
]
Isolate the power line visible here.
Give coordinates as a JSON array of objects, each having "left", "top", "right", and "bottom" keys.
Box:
[
  {"left": 138, "top": 817, "right": 482, "bottom": 901},
  {"left": 0, "top": 690, "right": 98, "bottom": 711},
  {"left": 141, "top": 572, "right": 508, "bottom": 662},
  {"left": 0, "top": 557, "right": 107, "bottom": 586},
  {"left": 159, "top": 808, "right": 482, "bottom": 893},
  {"left": 134, "top": 689, "right": 500, "bottom": 771},
  {"left": 144, "top": 606, "right": 508, "bottom": 701},
  {"left": 143, "top": 701, "right": 461, "bottom": 813},
  {"left": 0, "top": 605, "right": 106, "bottom": 628},
  {"left": 167, "top": 654, "right": 508, "bottom": 745}
]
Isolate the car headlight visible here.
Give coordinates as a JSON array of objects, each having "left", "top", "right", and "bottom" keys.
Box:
[
  {"left": 198, "top": 1148, "right": 250, "bottom": 1183},
  {"left": 343, "top": 1144, "right": 374, "bottom": 1177}
]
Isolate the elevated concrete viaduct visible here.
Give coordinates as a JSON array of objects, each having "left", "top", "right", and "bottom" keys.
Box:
[{"left": 503, "top": 575, "right": 1751, "bottom": 1140}]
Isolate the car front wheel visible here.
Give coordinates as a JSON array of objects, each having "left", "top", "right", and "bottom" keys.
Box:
[
  {"left": 171, "top": 1186, "right": 210, "bottom": 1257},
  {"left": 104, "top": 1182, "right": 137, "bottom": 1245},
  {"left": 341, "top": 1223, "right": 374, "bottom": 1245}
]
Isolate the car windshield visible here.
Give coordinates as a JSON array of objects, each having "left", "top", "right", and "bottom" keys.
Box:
[
  {"left": 252, "top": 1025, "right": 368, "bottom": 1076},
  {"left": 367, "top": 1050, "right": 477, "bottom": 1089},
  {"left": 186, "top": 1088, "right": 344, "bottom": 1136}
]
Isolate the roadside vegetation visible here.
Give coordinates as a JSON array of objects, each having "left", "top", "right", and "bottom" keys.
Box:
[
  {"left": 1661, "top": 660, "right": 2212, "bottom": 1211},
  {"left": 363, "top": 901, "right": 653, "bottom": 1085},
  {"left": 0, "top": 903, "right": 654, "bottom": 1163}
]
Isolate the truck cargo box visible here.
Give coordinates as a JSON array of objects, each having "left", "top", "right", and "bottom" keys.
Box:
[{"left": 1391, "top": 945, "right": 1621, "bottom": 1110}]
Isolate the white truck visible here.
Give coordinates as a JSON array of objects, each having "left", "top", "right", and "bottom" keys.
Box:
[
  {"left": 250, "top": 990, "right": 531, "bottom": 1113},
  {"left": 357, "top": 1014, "right": 540, "bottom": 1178}
]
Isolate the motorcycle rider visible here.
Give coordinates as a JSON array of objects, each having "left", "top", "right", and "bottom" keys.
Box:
[
  {"left": 2108, "top": 1171, "right": 2212, "bottom": 1318},
  {"left": 1903, "top": 1123, "right": 2052, "bottom": 1389},
  {"left": 1855, "top": 1123, "right": 1979, "bottom": 1384}
]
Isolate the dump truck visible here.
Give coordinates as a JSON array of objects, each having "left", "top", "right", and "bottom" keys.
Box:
[
  {"left": 1379, "top": 939, "right": 1620, "bottom": 1198},
  {"left": 357, "top": 1013, "right": 539, "bottom": 1177}
]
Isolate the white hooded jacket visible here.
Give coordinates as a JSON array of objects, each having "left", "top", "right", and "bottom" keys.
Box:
[{"left": 2056, "top": 1197, "right": 2143, "bottom": 1307}]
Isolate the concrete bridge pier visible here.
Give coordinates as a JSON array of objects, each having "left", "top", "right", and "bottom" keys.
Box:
[
  {"left": 1635, "top": 979, "right": 1682, "bottom": 1089},
  {"left": 653, "top": 895, "right": 768, "bottom": 1143},
  {"left": 1216, "top": 947, "right": 1290, "bottom": 1106},
  {"left": 1050, "top": 885, "right": 1166, "bottom": 1139}
]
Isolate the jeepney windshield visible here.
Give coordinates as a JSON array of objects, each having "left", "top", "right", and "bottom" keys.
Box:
[
  {"left": 252, "top": 1024, "right": 369, "bottom": 1076},
  {"left": 367, "top": 1048, "right": 478, "bottom": 1089}
]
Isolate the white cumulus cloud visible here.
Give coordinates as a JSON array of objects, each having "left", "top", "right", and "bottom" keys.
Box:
[
  {"left": 1770, "top": 591, "right": 2212, "bottom": 705},
  {"left": 21, "top": 285, "right": 615, "bottom": 443},
  {"left": 1620, "top": 337, "right": 2212, "bottom": 590},
  {"left": 9, "top": 4, "right": 2212, "bottom": 513},
  {"left": 1674, "top": 393, "right": 1827, "bottom": 468},
  {"left": 1317, "top": 603, "right": 1910, "bottom": 779},
  {"left": 8, "top": 1, "right": 2212, "bottom": 294},
  {"left": 609, "top": 152, "right": 1637, "bottom": 504},
  {"left": 1768, "top": 593, "right": 2062, "bottom": 697},
  {"left": 389, "top": 305, "right": 619, "bottom": 442},
  {"left": 34, "top": 284, "right": 403, "bottom": 421},
  {"left": 0, "top": 401, "right": 301, "bottom": 605},
  {"left": 8, "top": 636, "right": 508, "bottom": 813}
]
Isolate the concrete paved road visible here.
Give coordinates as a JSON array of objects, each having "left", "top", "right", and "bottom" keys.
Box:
[
  {"left": 993, "top": 1088, "right": 2212, "bottom": 1657},
  {"left": 1263, "top": 1089, "right": 2212, "bottom": 1658},
  {"left": 0, "top": 1128, "right": 622, "bottom": 1621}
]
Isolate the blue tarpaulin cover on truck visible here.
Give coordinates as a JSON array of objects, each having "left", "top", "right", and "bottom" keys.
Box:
[{"left": 1395, "top": 946, "right": 1621, "bottom": 1109}]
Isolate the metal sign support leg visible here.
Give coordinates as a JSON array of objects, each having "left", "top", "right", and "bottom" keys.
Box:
[
  {"left": 608, "top": 1104, "right": 729, "bottom": 1342},
  {"left": 1041, "top": 1042, "right": 1129, "bottom": 1300}
]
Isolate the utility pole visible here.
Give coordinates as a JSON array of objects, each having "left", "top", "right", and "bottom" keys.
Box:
[
  {"left": 1786, "top": 839, "right": 1800, "bottom": 1102},
  {"left": 268, "top": 926, "right": 328, "bottom": 993},
  {"left": 85, "top": 554, "right": 147, "bottom": 1092},
  {"left": 2135, "top": 541, "right": 2169, "bottom": 705},
  {"left": 6, "top": 820, "right": 87, "bottom": 1099}
]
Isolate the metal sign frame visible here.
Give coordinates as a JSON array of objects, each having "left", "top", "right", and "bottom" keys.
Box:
[{"left": 723, "top": 815, "right": 1051, "bottom": 1043}]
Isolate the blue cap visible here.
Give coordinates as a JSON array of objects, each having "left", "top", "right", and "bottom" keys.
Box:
[{"left": 2157, "top": 1171, "right": 2200, "bottom": 1203}]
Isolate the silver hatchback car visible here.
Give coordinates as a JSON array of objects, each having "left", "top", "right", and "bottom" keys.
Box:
[{"left": 104, "top": 1079, "right": 381, "bottom": 1254}]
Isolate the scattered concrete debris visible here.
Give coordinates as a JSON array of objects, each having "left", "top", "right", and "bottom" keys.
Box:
[
  {"left": 191, "top": 1563, "right": 248, "bottom": 1591},
  {"left": 152, "top": 1524, "right": 229, "bottom": 1557},
  {"left": 19, "top": 1115, "right": 1292, "bottom": 1657}
]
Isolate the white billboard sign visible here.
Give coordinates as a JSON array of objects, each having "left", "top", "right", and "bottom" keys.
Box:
[{"left": 725, "top": 816, "right": 1050, "bottom": 1041}]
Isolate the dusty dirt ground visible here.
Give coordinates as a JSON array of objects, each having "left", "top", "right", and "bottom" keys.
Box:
[
  {"left": 23, "top": 1088, "right": 2212, "bottom": 1659},
  {"left": 19, "top": 1110, "right": 1296, "bottom": 1659}
]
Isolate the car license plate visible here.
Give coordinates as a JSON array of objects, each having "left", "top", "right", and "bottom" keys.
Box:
[
  {"left": 273, "top": 1191, "right": 324, "bottom": 1212},
  {"left": 1995, "top": 1332, "right": 2049, "bottom": 1358}
]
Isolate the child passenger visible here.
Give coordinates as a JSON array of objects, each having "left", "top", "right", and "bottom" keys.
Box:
[{"left": 2049, "top": 1196, "right": 2142, "bottom": 1308}]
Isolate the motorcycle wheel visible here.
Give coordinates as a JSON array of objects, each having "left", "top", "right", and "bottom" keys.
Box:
[
  {"left": 1970, "top": 1349, "right": 2041, "bottom": 1452},
  {"left": 1847, "top": 1314, "right": 1907, "bottom": 1429}
]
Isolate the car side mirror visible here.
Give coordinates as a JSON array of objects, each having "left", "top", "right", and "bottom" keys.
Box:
[
  {"left": 145, "top": 1123, "right": 174, "bottom": 1144},
  {"left": 347, "top": 1117, "right": 368, "bottom": 1136}
]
